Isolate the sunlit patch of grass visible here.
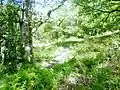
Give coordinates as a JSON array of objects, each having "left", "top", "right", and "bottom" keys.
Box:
[{"left": 33, "top": 45, "right": 58, "bottom": 62}]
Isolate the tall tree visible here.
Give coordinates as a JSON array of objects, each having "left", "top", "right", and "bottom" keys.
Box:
[
  {"left": 0, "top": 0, "right": 34, "bottom": 71},
  {"left": 24, "top": 0, "right": 33, "bottom": 62},
  {"left": 0, "top": 4, "right": 22, "bottom": 72}
]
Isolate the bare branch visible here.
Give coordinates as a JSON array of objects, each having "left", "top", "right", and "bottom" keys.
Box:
[
  {"left": 57, "top": 18, "right": 65, "bottom": 26},
  {"left": 47, "top": 0, "right": 67, "bottom": 17}
]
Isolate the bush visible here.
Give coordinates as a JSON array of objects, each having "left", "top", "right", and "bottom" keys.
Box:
[{"left": 0, "top": 67, "right": 57, "bottom": 90}]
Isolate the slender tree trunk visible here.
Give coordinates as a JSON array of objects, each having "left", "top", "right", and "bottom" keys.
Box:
[
  {"left": 20, "top": 0, "right": 33, "bottom": 63},
  {"left": 28, "top": 0, "right": 33, "bottom": 63},
  {"left": 19, "top": 1, "right": 26, "bottom": 63},
  {"left": 28, "top": 14, "right": 33, "bottom": 63}
]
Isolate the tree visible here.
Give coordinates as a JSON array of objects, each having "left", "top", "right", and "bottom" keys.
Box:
[
  {"left": 0, "top": 4, "right": 22, "bottom": 72},
  {"left": 21, "top": 0, "right": 33, "bottom": 62},
  {"left": 0, "top": 0, "right": 34, "bottom": 72},
  {"left": 73, "top": 0, "right": 120, "bottom": 35},
  {"left": 0, "top": 0, "right": 68, "bottom": 72}
]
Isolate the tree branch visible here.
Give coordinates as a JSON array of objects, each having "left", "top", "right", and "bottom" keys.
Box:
[
  {"left": 62, "top": 30, "right": 120, "bottom": 43},
  {"left": 57, "top": 18, "right": 65, "bottom": 26},
  {"left": 33, "top": 30, "right": 120, "bottom": 48},
  {"left": 47, "top": 0, "right": 67, "bottom": 17}
]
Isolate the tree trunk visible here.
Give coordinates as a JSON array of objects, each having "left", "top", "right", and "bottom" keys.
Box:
[{"left": 21, "top": 0, "right": 33, "bottom": 63}]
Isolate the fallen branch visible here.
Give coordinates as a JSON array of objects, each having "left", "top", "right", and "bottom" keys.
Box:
[
  {"left": 63, "top": 30, "right": 120, "bottom": 43},
  {"left": 33, "top": 30, "right": 120, "bottom": 48}
]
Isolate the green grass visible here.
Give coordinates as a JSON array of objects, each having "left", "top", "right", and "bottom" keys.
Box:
[{"left": 0, "top": 35, "right": 120, "bottom": 90}]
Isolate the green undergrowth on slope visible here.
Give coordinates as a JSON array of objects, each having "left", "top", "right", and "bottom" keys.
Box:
[
  {"left": 0, "top": 49, "right": 120, "bottom": 90},
  {"left": 0, "top": 35, "right": 120, "bottom": 90},
  {"left": 0, "top": 60, "right": 76, "bottom": 90}
]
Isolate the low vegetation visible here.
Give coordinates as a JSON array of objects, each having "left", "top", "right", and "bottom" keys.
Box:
[{"left": 0, "top": 0, "right": 120, "bottom": 90}]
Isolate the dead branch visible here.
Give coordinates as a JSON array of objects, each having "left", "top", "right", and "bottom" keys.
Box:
[{"left": 47, "top": 0, "right": 67, "bottom": 17}]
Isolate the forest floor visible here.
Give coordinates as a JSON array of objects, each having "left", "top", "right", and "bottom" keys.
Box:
[{"left": 33, "top": 33, "right": 120, "bottom": 89}]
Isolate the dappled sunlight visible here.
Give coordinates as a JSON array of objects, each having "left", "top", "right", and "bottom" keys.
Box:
[{"left": 0, "top": 0, "right": 120, "bottom": 89}]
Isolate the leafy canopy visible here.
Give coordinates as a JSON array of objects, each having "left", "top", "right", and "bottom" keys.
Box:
[{"left": 73, "top": 0, "right": 120, "bottom": 35}]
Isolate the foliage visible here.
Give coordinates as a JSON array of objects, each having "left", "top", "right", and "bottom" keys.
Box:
[
  {"left": 0, "top": 66, "right": 57, "bottom": 90},
  {"left": 0, "top": 4, "right": 23, "bottom": 72},
  {"left": 74, "top": 0, "right": 120, "bottom": 35},
  {"left": 0, "top": 0, "right": 120, "bottom": 90}
]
